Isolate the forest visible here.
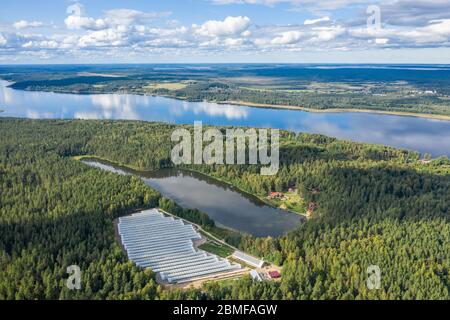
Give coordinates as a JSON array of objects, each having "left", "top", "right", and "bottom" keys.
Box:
[
  {"left": 0, "top": 118, "right": 449, "bottom": 299},
  {"left": 2, "top": 64, "right": 450, "bottom": 118}
]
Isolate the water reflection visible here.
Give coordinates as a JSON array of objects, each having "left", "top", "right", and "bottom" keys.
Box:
[
  {"left": 83, "top": 159, "right": 303, "bottom": 237},
  {"left": 1, "top": 80, "right": 449, "bottom": 157},
  {"left": 180, "top": 101, "right": 249, "bottom": 120}
]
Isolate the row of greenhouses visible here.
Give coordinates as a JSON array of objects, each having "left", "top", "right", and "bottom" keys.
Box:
[{"left": 118, "top": 209, "right": 241, "bottom": 284}]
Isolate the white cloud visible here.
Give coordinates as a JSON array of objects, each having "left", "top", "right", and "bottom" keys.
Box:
[
  {"left": 193, "top": 16, "right": 251, "bottom": 37},
  {"left": 4, "top": 1, "right": 450, "bottom": 62},
  {"left": 78, "top": 28, "right": 127, "bottom": 47},
  {"left": 271, "top": 31, "right": 303, "bottom": 45},
  {"left": 311, "top": 26, "right": 346, "bottom": 42},
  {"left": 375, "top": 38, "right": 389, "bottom": 44},
  {"left": 223, "top": 37, "right": 245, "bottom": 46},
  {"left": 350, "top": 19, "right": 450, "bottom": 45},
  {"left": 147, "top": 26, "right": 188, "bottom": 37},
  {"left": 381, "top": 0, "right": 450, "bottom": 27},
  {"left": 22, "top": 40, "right": 59, "bottom": 49},
  {"left": 211, "top": 0, "right": 377, "bottom": 9},
  {"left": 64, "top": 3, "right": 170, "bottom": 30},
  {"left": 423, "top": 19, "right": 450, "bottom": 37},
  {"left": 104, "top": 8, "right": 171, "bottom": 26},
  {"left": 304, "top": 17, "right": 330, "bottom": 25},
  {"left": 65, "top": 15, "right": 108, "bottom": 30},
  {"left": 13, "top": 20, "right": 43, "bottom": 29},
  {"left": 182, "top": 101, "right": 249, "bottom": 120},
  {"left": 0, "top": 34, "right": 7, "bottom": 46}
]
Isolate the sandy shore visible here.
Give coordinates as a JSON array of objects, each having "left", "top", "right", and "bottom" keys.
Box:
[{"left": 220, "top": 100, "right": 450, "bottom": 121}]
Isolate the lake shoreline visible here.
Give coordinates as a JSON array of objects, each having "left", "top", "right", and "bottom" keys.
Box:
[
  {"left": 180, "top": 166, "right": 309, "bottom": 218},
  {"left": 7, "top": 82, "right": 450, "bottom": 122},
  {"left": 219, "top": 100, "right": 450, "bottom": 121},
  {"left": 74, "top": 155, "right": 308, "bottom": 218},
  {"left": 2, "top": 80, "right": 450, "bottom": 158}
]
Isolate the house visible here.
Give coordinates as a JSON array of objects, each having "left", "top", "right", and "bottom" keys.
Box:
[
  {"left": 306, "top": 202, "right": 318, "bottom": 218},
  {"left": 268, "top": 192, "right": 287, "bottom": 200}
]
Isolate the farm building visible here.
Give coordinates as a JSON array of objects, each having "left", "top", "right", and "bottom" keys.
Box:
[
  {"left": 118, "top": 209, "right": 241, "bottom": 284},
  {"left": 250, "top": 269, "right": 263, "bottom": 282},
  {"left": 268, "top": 192, "right": 287, "bottom": 200},
  {"left": 232, "top": 251, "right": 264, "bottom": 268},
  {"left": 268, "top": 271, "right": 281, "bottom": 279}
]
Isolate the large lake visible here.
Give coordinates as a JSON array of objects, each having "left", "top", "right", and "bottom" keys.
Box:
[
  {"left": 82, "top": 159, "right": 303, "bottom": 237},
  {"left": 1, "top": 80, "right": 450, "bottom": 157}
]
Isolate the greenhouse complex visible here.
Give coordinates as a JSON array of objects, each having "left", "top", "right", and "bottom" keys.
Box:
[{"left": 118, "top": 209, "right": 242, "bottom": 284}]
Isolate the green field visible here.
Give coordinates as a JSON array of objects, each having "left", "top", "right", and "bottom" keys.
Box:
[
  {"left": 198, "top": 242, "right": 235, "bottom": 258},
  {"left": 266, "top": 191, "right": 306, "bottom": 214},
  {"left": 143, "top": 81, "right": 189, "bottom": 91}
]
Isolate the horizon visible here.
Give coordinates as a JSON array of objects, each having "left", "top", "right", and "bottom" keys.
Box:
[{"left": 1, "top": 62, "right": 450, "bottom": 66}]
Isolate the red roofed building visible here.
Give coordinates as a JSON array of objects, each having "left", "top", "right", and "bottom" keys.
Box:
[
  {"left": 268, "top": 271, "right": 281, "bottom": 279},
  {"left": 268, "top": 192, "right": 287, "bottom": 200}
]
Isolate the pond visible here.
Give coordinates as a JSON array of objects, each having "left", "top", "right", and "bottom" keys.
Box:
[{"left": 82, "top": 159, "right": 304, "bottom": 237}]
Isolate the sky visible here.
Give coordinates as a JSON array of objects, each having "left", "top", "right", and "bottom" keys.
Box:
[{"left": 0, "top": 0, "right": 449, "bottom": 64}]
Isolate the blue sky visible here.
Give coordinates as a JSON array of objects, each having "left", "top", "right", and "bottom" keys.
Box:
[{"left": 0, "top": 0, "right": 449, "bottom": 63}]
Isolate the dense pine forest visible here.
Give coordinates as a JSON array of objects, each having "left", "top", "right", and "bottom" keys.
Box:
[{"left": 0, "top": 118, "right": 449, "bottom": 299}]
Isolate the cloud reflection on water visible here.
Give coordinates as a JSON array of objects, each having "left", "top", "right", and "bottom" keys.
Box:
[{"left": 1, "top": 80, "right": 449, "bottom": 157}]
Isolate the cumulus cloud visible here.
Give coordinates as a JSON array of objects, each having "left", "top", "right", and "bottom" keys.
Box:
[
  {"left": 64, "top": 3, "right": 106, "bottom": 30},
  {"left": 104, "top": 8, "right": 171, "bottom": 26},
  {"left": 64, "top": 3, "right": 171, "bottom": 30},
  {"left": 271, "top": 31, "right": 303, "bottom": 44},
  {"left": 77, "top": 29, "right": 127, "bottom": 47},
  {"left": 13, "top": 20, "right": 43, "bottom": 29},
  {"left": 350, "top": 18, "right": 450, "bottom": 45},
  {"left": 193, "top": 16, "right": 251, "bottom": 37},
  {"left": 3, "top": 0, "right": 450, "bottom": 62},
  {"left": 311, "top": 26, "right": 346, "bottom": 42},
  {"left": 0, "top": 34, "right": 7, "bottom": 46},
  {"left": 65, "top": 15, "right": 108, "bottom": 30},
  {"left": 223, "top": 37, "right": 246, "bottom": 46},
  {"left": 22, "top": 40, "right": 59, "bottom": 49},
  {"left": 211, "top": 0, "right": 376, "bottom": 9}
]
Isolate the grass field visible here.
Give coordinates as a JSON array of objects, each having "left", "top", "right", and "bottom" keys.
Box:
[
  {"left": 199, "top": 241, "right": 234, "bottom": 258},
  {"left": 144, "top": 82, "right": 188, "bottom": 91},
  {"left": 266, "top": 191, "right": 305, "bottom": 213}
]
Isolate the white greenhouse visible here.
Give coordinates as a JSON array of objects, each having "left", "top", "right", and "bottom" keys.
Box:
[{"left": 118, "top": 209, "right": 241, "bottom": 284}]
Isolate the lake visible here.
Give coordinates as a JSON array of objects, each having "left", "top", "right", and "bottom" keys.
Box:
[
  {"left": 82, "top": 159, "right": 303, "bottom": 237},
  {"left": 1, "top": 80, "right": 450, "bottom": 157}
]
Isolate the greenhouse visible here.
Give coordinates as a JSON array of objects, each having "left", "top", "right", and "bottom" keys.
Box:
[{"left": 118, "top": 209, "right": 241, "bottom": 284}]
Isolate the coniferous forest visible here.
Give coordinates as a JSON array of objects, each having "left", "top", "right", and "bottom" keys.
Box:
[{"left": 0, "top": 118, "right": 449, "bottom": 300}]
